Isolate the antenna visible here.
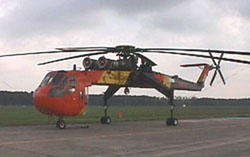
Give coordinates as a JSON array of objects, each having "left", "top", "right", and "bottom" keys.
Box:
[{"left": 73, "top": 64, "right": 76, "bottom": 71}]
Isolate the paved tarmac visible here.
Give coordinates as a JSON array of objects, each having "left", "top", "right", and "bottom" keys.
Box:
[{"left": 0, "top": 118, "right": 250, "bottom": 157}]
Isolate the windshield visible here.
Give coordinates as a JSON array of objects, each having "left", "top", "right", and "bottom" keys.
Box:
[
  {"left": 39, "top": 73, "right": 54, "bottom": 87},
  {"left": 39, "top": 72, "right": 66, "bottom": 87},
  {"left": 51, "top": 73, "right": 65, "bottom": 85}
]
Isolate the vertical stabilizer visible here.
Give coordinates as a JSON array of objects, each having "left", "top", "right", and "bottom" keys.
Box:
[
  {"left": 180, "top": 63, "right": 211, "bottom": 85},
  {"left": 197, "top": 64, "right": 211, "bottom": 85}
]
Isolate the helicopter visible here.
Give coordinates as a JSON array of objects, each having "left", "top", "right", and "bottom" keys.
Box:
[{"left": 1, "top": 45, "right": 250, "bottom": 129}]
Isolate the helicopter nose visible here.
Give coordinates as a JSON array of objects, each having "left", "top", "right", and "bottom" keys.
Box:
[
  {"left": 33, "top": 87, "right": 53, "bottom": 114},
  {"left": 33, "top": 86, "right": 87, "bottom": 116}
]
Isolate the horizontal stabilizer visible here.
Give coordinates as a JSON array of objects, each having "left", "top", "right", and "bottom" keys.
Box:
[{"left": 180, "top": 63, "right": 209, "bottom": 67}]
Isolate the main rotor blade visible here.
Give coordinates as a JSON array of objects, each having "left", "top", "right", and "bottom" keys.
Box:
[
  {"left": 141, "top": 48, "right": 250, "bottom": 56},
  {"left": 0, "top": 50, "right": 64, "bottom": 58},
  {"left": 38, "top": 51, "right": 108, "bottom": 65},
  {"left": 57, "top": 48, "right": 108, "bottom": 52},
  {"left": 56, "top": 46, "right": 113, "bottom": 50},
  {"left": 144, "top": 50, "right": 250, "bottom": 65},
  {"left": 0, "top": 49, "right": 108, "bottom": 58}
]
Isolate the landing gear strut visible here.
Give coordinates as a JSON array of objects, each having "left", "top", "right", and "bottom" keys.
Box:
[
  {"left": 56, "top": 117, "right": 66, "bottom": 129},
  {"left": 100, "top": 105, "right": 112, "bottom": 124},
  {"left": 100, "top": 85, "right": 120, "bottom": 125},
  {"left": 166, "top": 91, "right": 178, "bottom": 126}
]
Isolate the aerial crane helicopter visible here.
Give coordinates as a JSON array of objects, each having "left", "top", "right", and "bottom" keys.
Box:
[{"left": 1, "top": 45, "right": 250, "bottom": 129}]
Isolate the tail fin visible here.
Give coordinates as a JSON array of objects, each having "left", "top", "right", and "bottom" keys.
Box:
[{"left": 180, "top": 63, "right": 212, "bottom": 85}]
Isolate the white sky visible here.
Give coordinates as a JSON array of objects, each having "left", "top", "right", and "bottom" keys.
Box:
[{"left": 1, "top": 0, "right": 250, "bottom": 98}]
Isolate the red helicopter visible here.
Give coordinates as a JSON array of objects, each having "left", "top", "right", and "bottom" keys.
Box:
[{"left": 1, "top": 45, "right": 250, "bottom": 129}]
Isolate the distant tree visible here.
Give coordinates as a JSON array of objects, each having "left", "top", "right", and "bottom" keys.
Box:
[{"left": 0, "top": 91, "right": 250, "bottom": 106}]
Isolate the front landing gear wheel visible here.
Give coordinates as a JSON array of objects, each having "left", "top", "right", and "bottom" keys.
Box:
[
  {"left": 166, "top": 118, "right": 178, "bottom": 126},
  {"left": 100, "top": 116, "right": 112, "bottom": 124},
  {"left": 57, "top": 119, "right": 66, "bottom": 129}
]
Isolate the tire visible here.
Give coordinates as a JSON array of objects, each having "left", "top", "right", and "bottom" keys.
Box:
[
  {"left": 166, "top": 118, "right": 178, "bottom": 126},
  {"left": 56, "top": 120, "right": 60, "bottom": 127},
  {"left": 166, "top": 118, "right": 172, "bottom": 126},
  {"left": 58, "top": 120, "right": 66, "bottom": 129},
  {"left": 173, "top": 119, "right": 178, "bottom": 126},
  {"left": 106, "top": 116, "right": 112, "bottom": 124},
  {"left": 100, "top": 116, "right": 106, "bottom": 124},
  {"left": 100, "top": 116, "right": 112, "bottom": 124}
]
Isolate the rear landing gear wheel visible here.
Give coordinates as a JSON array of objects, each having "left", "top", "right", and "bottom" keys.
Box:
[
  {"left": 106, "top": 116, "right": 112, "bottom": 124},
  {"left": 57, "top": 119, "right": 66, "bottom": 129},
  {"left": 166, "top": 118, "right": 178, "bottom": 126},
  {"left": 100, "top": 116, "right": 105, "bottom": 124},
  {"left": 100, "top": 116, "right": 112, "bottom": 124}
]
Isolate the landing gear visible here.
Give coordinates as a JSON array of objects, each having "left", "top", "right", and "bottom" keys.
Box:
[
  {"left": 166, "top": 91, "right": 179, "bottom": 126},
  {"left": 56, "top": 118, "right": 66, "bottom": 129},
  {"left": 100, "top": 85, "right": 120, "bottom": 125},
  {"left": 100, "top": 116, "right": 112, "bottom": 124},
  {"left": 100, "top": 105, "right": 112, "bottom": 124},
  {"left": 166, "top": 118, "right": 178, "bottom": 126}
]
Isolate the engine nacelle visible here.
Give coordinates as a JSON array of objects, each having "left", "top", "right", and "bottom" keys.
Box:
[
  {"left": 98, "top": 56, "right": 112, "bottom": 69},
  {"left": 82, "top": 57, "right": 99, "bottom": 70},
  {"left": 98, "top": 56, "right": 136, "bottom": 70},
  {"left": 83, "top": 56, "right": 138, "bottom": 70}
]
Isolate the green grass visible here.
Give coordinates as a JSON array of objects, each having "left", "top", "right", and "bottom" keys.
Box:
[{"left": 0, "top": 105, "right": 250, "bottom": 126}]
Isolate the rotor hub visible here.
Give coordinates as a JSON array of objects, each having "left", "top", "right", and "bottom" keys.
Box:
[{"left": 115, "top": 45, "right": 135, "bottom": 52}]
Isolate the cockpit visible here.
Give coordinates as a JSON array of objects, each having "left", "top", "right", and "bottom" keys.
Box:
[
  {"left": 39, "top": 72, "right": 77, "bottom": 97},
  {"left": 39, "top": 72, "right": 66, "bottom": 87}
]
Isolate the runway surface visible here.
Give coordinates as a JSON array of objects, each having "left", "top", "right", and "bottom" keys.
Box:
[{"left": 1, "top": 118, "right": 250, "bottom": 157}]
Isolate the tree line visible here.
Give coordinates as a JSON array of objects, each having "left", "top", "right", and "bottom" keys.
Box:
[{"left": 0, "top": 91, "right": 250, "bottom": 106}]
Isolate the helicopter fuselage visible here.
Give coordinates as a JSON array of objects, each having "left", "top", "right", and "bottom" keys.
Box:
[{"left": 33, "top": 67, "right": 210, "bottom": 117}]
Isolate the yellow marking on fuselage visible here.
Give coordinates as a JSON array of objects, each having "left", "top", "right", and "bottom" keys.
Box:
[
  {"left": 78, "top": 106, "right": 87, "bottom": 115},
  {"left": 162, "top": 76, "right": 172, "bottom": 88},
  {"left": 97, "top": 71, "right": 131, "bottom": 85}
]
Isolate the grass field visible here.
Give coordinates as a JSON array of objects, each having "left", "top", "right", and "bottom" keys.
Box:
[{"left": 0, "top": 105, "right": 250, "bottom": 126}]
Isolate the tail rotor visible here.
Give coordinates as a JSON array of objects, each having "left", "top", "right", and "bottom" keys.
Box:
[{"left": 209, "top": 51, "right": 226, "bottom": 86}]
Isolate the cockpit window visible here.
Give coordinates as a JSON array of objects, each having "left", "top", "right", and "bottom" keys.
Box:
[
  {"left": 39, "top": 73, "right": 66, "bottom": 87},
  {"left": 69, "top": 77, "right": 76, "bottom": 85},
  {"left": 61, "top": 76, "right": 77, "bottom": 93},
  {"left": 39, "top": 73, "right": 54, "bottom": 87},
  {"left": 51, "top": 73, "right": 65, "bottom": 85},
  {"left": 62, "top": 77, "right": 68, "bottom": 88}
]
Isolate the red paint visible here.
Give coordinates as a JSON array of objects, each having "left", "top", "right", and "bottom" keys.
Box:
[{"left": 33, "top": 70, "right": 104, "bottom": 117}]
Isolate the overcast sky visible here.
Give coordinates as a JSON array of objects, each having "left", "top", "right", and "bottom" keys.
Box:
[{"left": 1, "top": 0, "right": 250, "bottom": 98}]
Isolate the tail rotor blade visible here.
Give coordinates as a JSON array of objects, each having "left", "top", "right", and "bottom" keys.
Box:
[
  {"left": 210, "top": 70, "right": 217, "bottom": 86},
  {"left": 218, "top": 53, "right": 224, "bottom": 65},
  {"left": 208, "top": 51, "right": 218, "bottom": 66},
  {"left": 218, "top": 69, "right": 226, "bottom": 85},
  {"left": 209, "top": 51, "right": 226, "bottom": 85}
]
